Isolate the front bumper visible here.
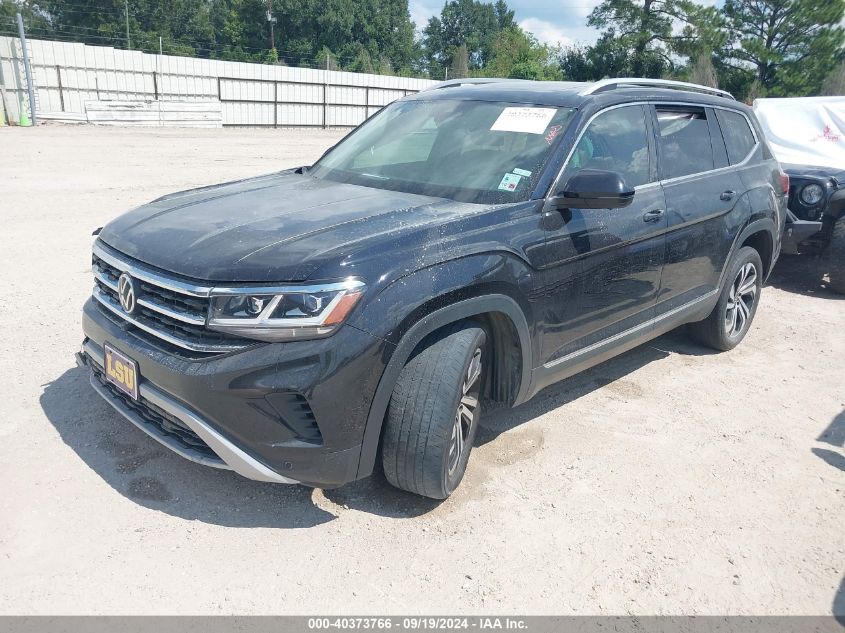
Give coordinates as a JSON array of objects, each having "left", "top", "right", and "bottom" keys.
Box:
[
  {"left": 76, "top": 341, "right": 298, "bottom": 482},
  {"left": 80, "top": 297, "right": 389, "bottom": 487}
]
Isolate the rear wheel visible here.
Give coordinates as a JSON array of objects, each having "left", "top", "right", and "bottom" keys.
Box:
[
  {"left": 827, "top": 216, "right": 845, "bottom": 295},
  {"left": 381, "top": 323, "right": 486, "bottom": 499},
  {"left": 689, "top": 246, "right": 763, "bottom": 351}
]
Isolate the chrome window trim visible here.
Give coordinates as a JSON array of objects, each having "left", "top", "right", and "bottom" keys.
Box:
[
  {"left": 547, "top": 102, "right": 658, "bottom": 197},
  {"left": 547, "top": 101, "right": 762, "bottom": 197},
  {"left": 710, "top": 106, "right": 761, "bottom": 167},
  {"left": 655, "top": 104, "right": 760, "bottom": 185}
]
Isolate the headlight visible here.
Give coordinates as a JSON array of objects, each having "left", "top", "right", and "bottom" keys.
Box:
[
  {"left": 800, "top": 183, "right": 824, "bottom": 206},
  {"left": 207, "top": 279, "right": 365, "bottom": 342}
]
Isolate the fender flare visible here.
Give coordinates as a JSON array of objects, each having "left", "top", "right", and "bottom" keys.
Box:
[
  {"left": 824, "top": 188, "right": 845, "bottom": 222},
  {"left": 354, "top": 294, "right": 532, "bottom": 479},
  {"left": 722, "top": 217, "right": 778, "bottom": 285}
]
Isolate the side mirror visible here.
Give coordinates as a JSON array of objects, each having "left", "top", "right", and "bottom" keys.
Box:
[{"left": 553, "top": 169, "right": 635, "bottom": 210}]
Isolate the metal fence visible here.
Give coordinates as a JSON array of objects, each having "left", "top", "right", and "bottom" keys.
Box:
[{"left": 0, "top": 35, "right": 436, "bottom": 127}]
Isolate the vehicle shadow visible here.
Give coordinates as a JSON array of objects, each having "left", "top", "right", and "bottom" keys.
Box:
[
  {"left": 768, "top": 255, "right": 844, "bottom": 299},
  {"left": 819, "top": 411, "right": 845, "bottom": 623},
  {"left": 42, "top": 329, "right": 707, "bottom": 525},
  {"left": 40, "top": 366, "right": 337, "bottom": 529},
  {"left": 326, "top": 328, "right": 707, "bottom": 514},
  {"left": 813, "top": 409, "right": 845, "bottom": 473}
]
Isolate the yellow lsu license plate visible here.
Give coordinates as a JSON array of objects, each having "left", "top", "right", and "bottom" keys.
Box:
[{"left": 104, "top": 343, "right": 139, "bottom": 401}]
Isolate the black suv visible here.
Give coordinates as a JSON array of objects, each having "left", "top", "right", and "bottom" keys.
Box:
[{"left": 78, "top": 78, "right": 787, "bottom": 499}]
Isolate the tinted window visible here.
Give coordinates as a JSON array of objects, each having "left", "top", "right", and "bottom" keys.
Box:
[
  {"left": 562, "top": 106, "right": 651, "bottom": 188},
  {"left": 717, "top": 109, "right": 756, "bottom": 165},
  {"left": 312, "top": 99, "right": 575, "bottom": 204},
  {"left": 656, "top": 107, "right": 714, "bottom": 179}
]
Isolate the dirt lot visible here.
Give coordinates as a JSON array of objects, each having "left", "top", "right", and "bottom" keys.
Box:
[{"left": 0, "top": 125, "right": 843, "bottom": 615}]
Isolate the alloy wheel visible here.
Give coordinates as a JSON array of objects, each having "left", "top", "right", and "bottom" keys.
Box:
[
  {"left": 447, "top": 348, "right": 482, "bottom": 477},
  {"left": 725, "top": 262, "right": 757, "bottom": 338}
]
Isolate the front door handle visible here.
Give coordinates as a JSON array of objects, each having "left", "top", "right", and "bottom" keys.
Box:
[
  {"left": 720, "top": 190, "right": 736, "bottom": 201},
  {"left": 642, "top": 208, "right": 665, "bottom": 223}
]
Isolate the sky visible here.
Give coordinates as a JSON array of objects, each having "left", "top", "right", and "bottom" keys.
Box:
[
  {"left": 408, "top": 0, "right": 606, "bottom": 48},
  {"left": 408, "top": 0, "right": 722, "bottom": 48}
]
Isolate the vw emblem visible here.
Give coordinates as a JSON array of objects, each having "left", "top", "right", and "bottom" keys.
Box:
[{"left": 117, "top": 273, "right": 137, "bottom": 314}]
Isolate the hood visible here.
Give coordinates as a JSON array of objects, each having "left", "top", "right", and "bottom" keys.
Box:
[
  {"left": 99, "top": 171, "right": 477, "bottom": 282},
  {"left": 781, "top": 163, "right": 845, "bottom": 185}
]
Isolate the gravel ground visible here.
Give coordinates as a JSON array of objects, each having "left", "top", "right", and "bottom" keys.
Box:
[{"left": 0, "top": 125, "right": 843, "bottom": 616}]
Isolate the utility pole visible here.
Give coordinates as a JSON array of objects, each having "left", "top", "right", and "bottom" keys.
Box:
[
  {"left": 124, "top": 0, "right": 131, "bottom": 50},
  {"left": 16, "top": 13, "right": 36, "bottom": 125},
  {"left": 266, "top": 0, "right": 276, "bottom": 52}
]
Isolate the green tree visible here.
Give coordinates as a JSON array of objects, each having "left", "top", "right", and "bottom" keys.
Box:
[
  {"left": 449, "top": 43, "right": 469, "bottom": 79},
  {"left": 560, "top": 32, "right": 659, "bottom": 81},
  {"left": 685, "top": 50, "right": 718, "bottom": 88},
  {"left": 3, "top": 0, "right": 419, "bottom": 73},
  {"left": 720, "top": 0, "right": 845, "bottom": 96},
  {"left": 821, "top": 62, "right": 845, "bottom": 96},
  {"left": 587, "top": 0, "right": 707, "bottom": 77},
  {"left": 483, "top": 27, "right": 560, "bottom": 80},
  {"left": 422, "top": 0, "right": 517, "bottom": 75}
]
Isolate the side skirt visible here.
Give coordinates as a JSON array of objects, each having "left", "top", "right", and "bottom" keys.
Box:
[{"left": 526, "top": 290, "right": 719, "bottom": 399}]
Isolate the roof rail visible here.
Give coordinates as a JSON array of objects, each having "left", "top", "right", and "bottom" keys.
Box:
[
  {"left": 425, "top": 78, "right": 509, "bottom": 91},
  {"left": 581, "top": 78, "right": 735, "bottom": 101}
]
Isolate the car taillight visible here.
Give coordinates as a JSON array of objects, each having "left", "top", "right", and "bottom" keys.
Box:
[{"left": 779, "top": 171, "right": 790, "bottom": 195}]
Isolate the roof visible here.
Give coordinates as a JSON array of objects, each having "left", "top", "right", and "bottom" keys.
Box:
[{"left": 408, "top": 77, "right": 739, "bottom": 110}]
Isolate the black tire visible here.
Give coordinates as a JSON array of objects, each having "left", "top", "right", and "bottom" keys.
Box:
[
  {"left": 689, "top": 246, "right": 763, "bottom": 351},
  {"left": 381, "top": 322, "right": 486, "bottom": 499},
  {"left": 827, "top": 216, "right": 845, "bottom": 295}
]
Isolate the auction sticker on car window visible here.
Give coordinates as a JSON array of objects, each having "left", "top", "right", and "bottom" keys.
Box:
[
  {"left": 491, "top": 107, "right": 557, "bottom": 134},
  {"left": 498, "top": 173, "right": 522, "bottom": 192}
]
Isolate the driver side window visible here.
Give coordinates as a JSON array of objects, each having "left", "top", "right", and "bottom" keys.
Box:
[{"left": 562, "top": 105, "right": 651, "bottom": 189}]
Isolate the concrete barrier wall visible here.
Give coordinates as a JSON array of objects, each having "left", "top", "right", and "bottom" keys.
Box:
[{"left": 0, "top": 36, "right": 437, "bottom": 126}]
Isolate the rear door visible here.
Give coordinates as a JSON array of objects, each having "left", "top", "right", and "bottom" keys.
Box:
[{"left": 654, "top": 104, "right": 747, "bottom": 312}]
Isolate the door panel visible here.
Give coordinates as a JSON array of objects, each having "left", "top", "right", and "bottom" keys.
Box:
[
  {"left": 654, "top": 105, "right": 745, "bottom": 311},
  {"left": 539, "top": 105, "right": 667, "bottom": 365}
]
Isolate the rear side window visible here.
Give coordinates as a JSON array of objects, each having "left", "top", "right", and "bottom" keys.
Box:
[
  {"left": 563, "top": 105, "right": 651, "bottom": 188},
  {"left": 656, "top": 107, "right": 714, "bottom": 179},
  {"left": 716, "top": 109, "right": 757, "bottom": 165}
]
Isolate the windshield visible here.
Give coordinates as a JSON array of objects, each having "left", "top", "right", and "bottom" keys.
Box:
[{"left": 310, "top": 99, "right": 575, "bottom": 204}]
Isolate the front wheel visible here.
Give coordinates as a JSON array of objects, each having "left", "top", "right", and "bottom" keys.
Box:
[
  {"left": 381, "top": 323, "right": 486, "bottom": 499},
  {"left": 827, "top": 216, "right": 845, "bottom": 295},
  {"left": 689, "top": 246, "right": 763, "bottom": 351}
]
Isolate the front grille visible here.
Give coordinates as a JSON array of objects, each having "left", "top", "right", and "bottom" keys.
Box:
[
  {"left": 91, "top": 244, "right": 249, "bottom": 355},
  {"left": 91, "top": 363, "right": 217, "bottom": 459}
]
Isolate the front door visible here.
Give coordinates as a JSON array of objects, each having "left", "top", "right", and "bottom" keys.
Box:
[{"left": 539, "top": 104, "right": 667, "bottom": 366}]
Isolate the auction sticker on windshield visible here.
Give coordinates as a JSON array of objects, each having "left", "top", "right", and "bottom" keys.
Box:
[
  {"left": 498, "top": 173, "right": 522, "bottom": 191},
  {"left": 490, "top": 107, "right": 557, "bottom": 134}
]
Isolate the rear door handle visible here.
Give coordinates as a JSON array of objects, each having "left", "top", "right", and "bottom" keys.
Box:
[
  {"left": 642, "top": 208, "right": 665, "bottom": 223},
  {"left": 720, "top": 190, "right": 736, "bottom": 201}
]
